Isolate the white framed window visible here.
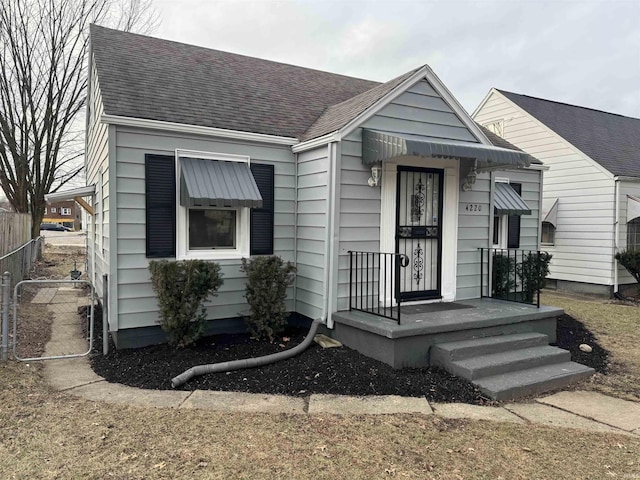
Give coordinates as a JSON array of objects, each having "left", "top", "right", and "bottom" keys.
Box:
[
  {"left": 628, "top": 218, "right": 640, "bottom": 251},
  {"left": 51, "top": 207, "right": 56, "bottom": 213},
  {"left": 176, "top": 150, "right": 252, "bottom": 261},
  {"left": 44, "top": 207, "right": 47, "bottom": 214},
  {"left": 493, "top": 214, "right": 508, "bottom": 248},
  {"left": 483, "top": 120, "right": 504, "bottom": 138},
  {"left": 61, "top": 207, "right": 71, "bottom": 215}
]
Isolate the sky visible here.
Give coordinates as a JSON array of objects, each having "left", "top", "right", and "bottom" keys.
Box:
[{"left": 152, "top": 0, "right": 640, "bottom": 118}]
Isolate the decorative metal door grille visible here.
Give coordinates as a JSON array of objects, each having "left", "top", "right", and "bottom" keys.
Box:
[{"left": 396, "top": 167, "right": 443, "bottom": 300}]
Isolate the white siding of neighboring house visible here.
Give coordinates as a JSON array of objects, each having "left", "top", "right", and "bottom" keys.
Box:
[
  {"left": 295, "top": 146, "right": 329, "bottom": 320},
  {"left": 113, "top": 126, "right": 296, "bottom": 331},
  {"left": 339, "top": 78, "right": 481, "bottom": 309},
  {"left": 474, "top": 91, "right": 616, "bottom": 287},
  {"left": 617, "top": 180, "right": 640, "bottom": 285},
  {"left": 85, "top": 59, "right": 111, "bottom": 326}
]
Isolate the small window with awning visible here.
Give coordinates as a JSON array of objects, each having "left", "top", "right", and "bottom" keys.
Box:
[
  {"left": 493, "top": 181, "right": 530, "bottom": 249},
  {"left": 627, "top": 195, "right": 640, "bottom": 251}
]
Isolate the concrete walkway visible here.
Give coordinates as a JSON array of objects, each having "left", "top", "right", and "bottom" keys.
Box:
[{"left": 39, "top": 289, "right": 640, "bottom": 438}]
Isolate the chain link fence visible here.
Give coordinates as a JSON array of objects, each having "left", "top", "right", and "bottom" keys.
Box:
[{"left": 0, "top": 236, "right": 44, "bottom": 288}]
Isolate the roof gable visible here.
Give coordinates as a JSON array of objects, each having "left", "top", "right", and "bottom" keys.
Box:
[
  {"left": 498, "top": 90, "right": 640, "bottom": 177},
  {"left": 90, "top": 25, "right": 378, "bottom": 138}
]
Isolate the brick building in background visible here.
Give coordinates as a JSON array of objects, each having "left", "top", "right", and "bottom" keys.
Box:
[{"left": 44, "top": 200, "right": 82, "bottom": 230}]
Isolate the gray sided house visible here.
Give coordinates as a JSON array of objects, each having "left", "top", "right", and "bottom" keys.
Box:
[
  {"left": 474, "top": 90, "right": 640, "bottom": 296},
  {"left": 49, "top": 26, "right": 595, "bottom": 399}
]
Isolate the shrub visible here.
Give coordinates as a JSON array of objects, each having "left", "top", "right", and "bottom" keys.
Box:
[
  {"left": 517, "top": 251, "right": 552, "bottom": 303},
  {"left": 615, "top": 250, "right": 640, "bottom": 283},
  {"left": 241, "top": 256, "right": 296, "bottom": 341},
  {"left": 149, "top": 260, "right": 223, "bottom": 348},
  {"left": 492, "top": 253, "right": 516, "bottom": 298}
]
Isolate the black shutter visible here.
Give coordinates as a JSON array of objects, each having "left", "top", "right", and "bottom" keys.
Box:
[
  {"left": 507, "top": 183, "right": 521, "bottom": 249},
  {"left": 145, "top": 154, "right": 176, "bottom": 258},
  {"left": 250, "top": 163, "right": 274, "bottom": 255}
]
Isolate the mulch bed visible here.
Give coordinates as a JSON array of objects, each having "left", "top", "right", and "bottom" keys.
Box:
[{"left": 90, "top": 314, "right": 609, "bottom": 406}]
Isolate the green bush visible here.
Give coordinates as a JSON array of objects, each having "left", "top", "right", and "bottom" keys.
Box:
[
  {"left": 149, "top": 260, "right": 223, "bottom": 348},
  {"left": 241, "top": 256, "right": 296, "bottom": 341},
  {"left": 615, "top": 250, "right": 640, "bottom": 283},
  {"left": 517, "top": 252, "right": 552, "bottom": 303},
  {"left": 492, "top": 253, "right": 516, "bottom": 298}
]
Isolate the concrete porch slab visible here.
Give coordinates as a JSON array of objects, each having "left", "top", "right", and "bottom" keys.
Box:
[{"left": 332, "top": 298, "right": 562, "bottom": 368}]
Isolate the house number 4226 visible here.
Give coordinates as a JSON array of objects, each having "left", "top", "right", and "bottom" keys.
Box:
[{"left": 465, "top": 204, "right": 482, "bottom": 212}]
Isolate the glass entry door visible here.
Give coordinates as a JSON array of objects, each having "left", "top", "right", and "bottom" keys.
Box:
[{"left": 396, "top": 166, "right": 444, "bottom": 300}]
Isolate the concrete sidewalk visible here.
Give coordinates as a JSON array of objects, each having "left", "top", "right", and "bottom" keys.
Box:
[{"left": 39, "top": 288, "right": 640, "bottom": 438}]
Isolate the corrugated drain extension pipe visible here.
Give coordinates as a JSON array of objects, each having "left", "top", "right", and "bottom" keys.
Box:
[{"left": 171, "top": 319, "right": 322, "bottom": 388}]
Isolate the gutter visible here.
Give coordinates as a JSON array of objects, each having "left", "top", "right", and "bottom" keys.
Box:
[{"left": 613, "top": 178, "right": 620, "bottom": 294}]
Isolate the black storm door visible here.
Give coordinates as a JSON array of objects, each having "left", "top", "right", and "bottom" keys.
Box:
[{"left": 395, "top": 167, "right": 444, "bottom": 300}]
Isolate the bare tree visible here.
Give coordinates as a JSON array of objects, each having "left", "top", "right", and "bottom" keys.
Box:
[{"left": 0, "top": 0, "right": 157, "bottom": 237}]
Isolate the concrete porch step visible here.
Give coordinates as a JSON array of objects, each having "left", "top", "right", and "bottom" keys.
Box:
[
  {"left": 447, "top": 345, "right": 571, "bottom": 380},
  {"left": 474, "top": 362, "right": 595, "bottom": 401},
  {"left": 430, "top": 332, "right": 550, "bottom": 362},
  {"left": 430, "top": 333, "right": 594, "bottom": 400}
]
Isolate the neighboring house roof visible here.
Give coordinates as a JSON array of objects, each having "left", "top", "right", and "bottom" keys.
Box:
[
  {"left": 498, "top": 90, "right": 640, "bottom": 177},
  {"left": 90, "top": 25, "right": 378, "bottom": 139}
]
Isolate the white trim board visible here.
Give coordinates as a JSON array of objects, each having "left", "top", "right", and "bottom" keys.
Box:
[{"left": 101, "top": 114, "right": 299, "bottom": 146}]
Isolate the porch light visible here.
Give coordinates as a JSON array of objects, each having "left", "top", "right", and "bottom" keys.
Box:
[
  {"left": 368, "top": 164, "right": 382, "bottom": 187},
  {"left": 462, "top": 166, "right": 477, "bottom": 192}
]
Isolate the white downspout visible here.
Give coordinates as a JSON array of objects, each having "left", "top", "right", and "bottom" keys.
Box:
[
  {"left": 317, "top": 142, "right": 335, "bottom": 327},
  {"left": 614, "top": 177, "right": 620, "bottom": 294}
]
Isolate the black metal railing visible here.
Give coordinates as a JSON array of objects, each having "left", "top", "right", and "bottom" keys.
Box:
[
  {"left": 348, "top": 251, "right": 408, "bottom": 324},
  {"left": 480, "top": 248, "right": 550, "bottom": 307}
]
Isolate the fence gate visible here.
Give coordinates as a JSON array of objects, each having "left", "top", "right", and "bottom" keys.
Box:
[{"left": 12, "top": 279, "right": 94, "bottom": 362}]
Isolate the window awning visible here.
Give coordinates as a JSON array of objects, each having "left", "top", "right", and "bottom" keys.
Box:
[
  {"left": 494, "top": 182, "right": 531, "bottom": 216},
  {"left": 628, "top": 195, "right": 640, "bottom": 223},
  {"left": 180, "top": 157, "right": 263, "bottom": 208},
  {"left": 362, "top": 129, "right": 535, "bottom": 171},
  {"left": 542, "top": 198, "right": 559, "bottom": 226}
]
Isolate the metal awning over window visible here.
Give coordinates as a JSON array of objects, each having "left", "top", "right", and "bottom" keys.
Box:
[
  {"left": 494, "top": 182, "right": 531, "bottom": 216},
  {"left": 362, "top": 129, "right": 535, "bottom": 171},
  {"left": 627, "top": 195, "right": 640, "bottom": 223},
  {"left": 542, "top": 198, "right": 559, "bottom": 226},
  {"left": 180, "top": 157, "right": 263, "bottom": 208}
]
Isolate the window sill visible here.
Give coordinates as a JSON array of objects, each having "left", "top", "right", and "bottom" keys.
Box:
[{"left": 178, "top": 250, "right": 249, "bottom": 261}]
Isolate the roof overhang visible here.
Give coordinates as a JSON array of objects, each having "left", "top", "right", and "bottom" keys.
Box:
[
  {"left": 362, "top": 129, "right": 534, "bottom": 172},
  {"left": 102, "top": 114, "right": 299, "bottom": 146},
  {"left": 45, "top": 185, "right": 96, "bottom": 215},
  {"left": 494, "top": 182, "right": 531, "bottom": 216}
]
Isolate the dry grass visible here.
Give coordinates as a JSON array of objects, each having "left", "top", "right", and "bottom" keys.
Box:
[
  {"left": 1, "top": 248, "right": 639, "bottom": 478},
  {"left": 542, "top": 291, "right": 640, "bottom": 401},
  {"left": 32, "top": 244, "right": 86, "bottom": 279},
  {"left": 0, "top": 361, "right": 638, "bottom": 480}
]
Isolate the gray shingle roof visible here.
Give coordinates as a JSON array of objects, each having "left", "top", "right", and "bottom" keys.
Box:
[
  {"left": 498, "top": 90, "right": 640, "bottom": 177},
  {"left": 90, "top": 25, "right": 378, "bottom": 139},
  {"left": 300, "top": 67, "right": 423, "bottom": 141}
]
